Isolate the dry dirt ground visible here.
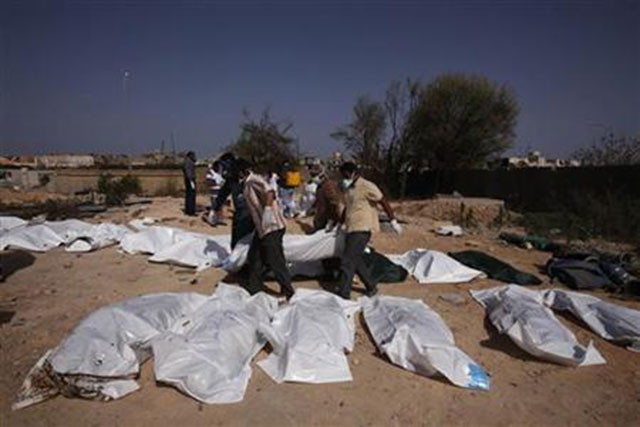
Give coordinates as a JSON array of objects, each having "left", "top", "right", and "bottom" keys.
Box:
[{"left": 1, "top": 197, "right": 640, "bottom": 426}]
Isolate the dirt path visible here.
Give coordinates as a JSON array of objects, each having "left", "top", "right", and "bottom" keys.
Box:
[{"left": 1, "top": 197, "right": 639, "bottom": 426}]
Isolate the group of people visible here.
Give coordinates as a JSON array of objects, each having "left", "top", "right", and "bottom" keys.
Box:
[{"left": 183, "top": 152, "right": 403, "bottom": 300}]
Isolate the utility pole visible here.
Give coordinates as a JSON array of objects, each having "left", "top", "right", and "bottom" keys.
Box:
[{"left": 122, "top": 69, "right": 131, "bottom": 169}]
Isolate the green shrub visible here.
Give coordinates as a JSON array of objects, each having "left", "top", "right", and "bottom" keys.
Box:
[{"left": 98, "top": 174, "right": 141, "bottom": 206}]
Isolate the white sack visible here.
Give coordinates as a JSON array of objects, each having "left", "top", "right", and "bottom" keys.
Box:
[
  {"left": 149, "top": 233, "right": 231, "bottom": 271},
  {"left": 0, "top": 216, "right": 27, "bottom": 232},
  {"left": 471, "top": 285, "right": 605, "bottom": 366},
  {"left": 49, "top": 292, "right": 209, "bottom": 378},
  {"left": 43, "top": 219, "right": 95, "bottom": 244},
  {"left": 128, "top": 217, "right": 160, "bottom": 231},
  {"left": 436, "top": 225, "right": 463, "bottom": 236},
  {"left": 0, "top": 223, "right": 65, "bottom": 252},
  {"left": 388, "top": 249, "right": 484, "bottom": 284},
  {"left": 66, "top": 223, "right": 131, "bottom": 252},
  {"left": 223, "top": 229, "right": 345, "bottom": 273},
  {"left": 543, "top": 289, "right": 640, "bottom": 352},
  {"left": 119, "top": 226, "right": 183, "bottom": 255},
  {"left": 258, "top": 289, "right": 361, "bottom": 384},
  {"left": 362, "top": 295, "right": 490, "bottom": 390},
  {"left": 14, "top": 284, "right": 278, "bottom": 408},
  {"left": 153, "top": 284, "right": 278, "bottom": 404}
]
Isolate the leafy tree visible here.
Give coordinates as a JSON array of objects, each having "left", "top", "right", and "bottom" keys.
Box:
[
  {"left": 573, "top": 133, "right": 640, "bottom": 166},
  {"left": 228, "top": 108, "right": 297, "bottom": 172},
  {"left": 331, "top": 96, "right": 387, "bottom": 171},
  {"left": 405, "top": 74, "right": 518, "bottom": 169}
]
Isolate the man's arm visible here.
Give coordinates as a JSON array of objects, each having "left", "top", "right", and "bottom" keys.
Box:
[
  {"left": 379, "top": 198, "right": 396, "bottom": 221},
  {"left": 264, "top": 189, "right": 275, "bottom": 208}
]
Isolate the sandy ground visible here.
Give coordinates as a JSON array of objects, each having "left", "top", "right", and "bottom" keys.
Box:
[{"left": 1, "top": 196, "right": 640, "bottom": 426}]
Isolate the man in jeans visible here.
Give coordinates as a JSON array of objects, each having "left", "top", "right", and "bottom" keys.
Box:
[
  {"left": 337, "top": 161, "right": 403, "bottom": 299},
  {"left": 237, "top": 159, "right": 295, "bottom": 299}
]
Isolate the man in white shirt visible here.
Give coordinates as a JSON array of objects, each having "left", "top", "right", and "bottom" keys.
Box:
[
  {"left": 205, "top": 161, "right": 225, "bottom": 225},
  {"left": 237, "top": 159, "right": 294, "bottom": 299}
]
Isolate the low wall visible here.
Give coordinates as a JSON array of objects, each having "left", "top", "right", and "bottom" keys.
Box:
[
  {"left": 50, "top": 168, "right": 208, "bottom": 196},
  {"left": 401, "top": 165, "right": 640, "bottom": 212}
]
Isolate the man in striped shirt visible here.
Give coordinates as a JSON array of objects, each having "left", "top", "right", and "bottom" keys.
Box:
[{"left": 237, "top": 159, "right": 295, "bottom": 299}]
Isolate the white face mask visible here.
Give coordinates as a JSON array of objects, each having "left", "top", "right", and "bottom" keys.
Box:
[{"left": 341, "top": 178, "right": 354, "bottom": 190}]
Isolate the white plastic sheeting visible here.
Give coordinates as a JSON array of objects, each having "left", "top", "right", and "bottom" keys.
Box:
[
  {"left": 543, "top": 289, "right": 640, "bottom": 352},
  {"left": 222, "top": 230, "right": 345, "bottom": 273},
  {"left": 258, "top": 289, "right": 361, "bottom": 384},
  {"left": 152, "top": 285, "right": 278, "bottom": 403},
  {"left": 118, "top": 226, "right": 232, "bottom": 271},
  {"left": 0, "top": 217, "right": 130, "bottom": 253},
  {"left": 362, "top": 295, "right": 490, "bottom": 390},
  {"left": 14, "top": 284, "right": 279, "bottom": 409},
  {"left": 2, "top": 216, "right": 488, "bottom": 286},
  {"left": 471, "top": 285, "right": 606, "bottom": 366},
  {"left": 0, "top": 223, "right": 65, "bottom": 252},
  {"left": 388, "top": 249, "right": 484, "bottom": 284},
  {"left": 65, "top": 223, "right": 130, "bottom": 252},
  {"left": 436, "top": 225, "right": 463, "bottom": 236},
  {"left": 0, "top": 216, "right": 27, "bottom": 232}
]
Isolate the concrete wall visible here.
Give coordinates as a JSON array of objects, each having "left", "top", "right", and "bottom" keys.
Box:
[
  {"left": 0, "top": 168, "right": 53, "bottom": 189},
  {"left": 49, "top": 168, "right": 208, "bottom": 196}
]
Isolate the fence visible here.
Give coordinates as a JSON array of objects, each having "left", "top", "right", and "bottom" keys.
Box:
[{"left": 401, "top": 165, "right": 640, "bottom": 212}]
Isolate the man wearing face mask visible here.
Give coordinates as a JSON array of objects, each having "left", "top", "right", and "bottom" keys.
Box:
[
  {"left": 236, "top": 158, "right": 295, "bottom": 299},
  {"left": 336, "top": 161, "right": 403, "bottom": 299}
]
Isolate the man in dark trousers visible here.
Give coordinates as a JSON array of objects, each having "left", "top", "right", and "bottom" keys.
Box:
[
  {"left": 183, "top": 151, "right": 197, "bottom": 216},
  {"left": 337, "top": 161, "right": 403, "bottom": 299},
  {"left": 213, "top": 153, "right": 255, "bottom": 249},
  {"left": 236, "top": 158, "right": 295, "bottom": 299}
]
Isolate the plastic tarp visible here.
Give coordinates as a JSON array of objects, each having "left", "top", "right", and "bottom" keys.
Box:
[
  {"left": 0, "top": 217, "right": 130, "bottom": 253},
  {"left": 119, "top": 226, "right": 232, "bottom": 271},
  {"left": 0, "top": 223, "right": 65, "bottom": 252},
  {"left": 258, "top": 289, "right": 361, "bottom": 384},
  {"left": 13, "top": 284, "right": 278, "bottom": 409},
  {"left": 362, "top": 295, "right": 490, "bottom": 390},
  {"left": 543, "top": 289, "right": 640, "bottom": 352},
  {"left": 387, "top": 249, "right": 485, "bottom": 284},
  {"left": 222, "top": 229, "right": 345, "bottom": 273},
  {"left": 65, "top": 223, "right": 131, "bottom": 252},
  {"left": 436, "top": 225, "right": 463, "bottom": 236},
  {"left": 0, "top": 216, "right": 27, "bottom": 232},
  {"left": 471, "top": 285, "right": 605, "bottom": 366},
  {"left": 152, "top": 285, "right": 278, "bottom": 403}
]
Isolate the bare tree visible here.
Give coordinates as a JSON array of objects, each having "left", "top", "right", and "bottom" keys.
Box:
[
  {"left": 383, "top": 79, "right": 421, "bottom": 173},
  {"left": 331, "top": 96, "right": 386, "bottom": 172},
  {"left": 574, "top": 133, "right": 640, "bottom": 166}
]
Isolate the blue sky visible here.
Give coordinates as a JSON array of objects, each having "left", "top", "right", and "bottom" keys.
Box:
[{"left": 1, "top": 0, "right": 639, "bottom": 158}]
